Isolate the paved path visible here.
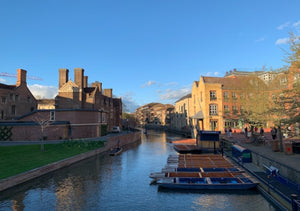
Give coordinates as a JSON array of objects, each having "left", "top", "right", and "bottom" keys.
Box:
[
  {"left": 222, "top": 132, "right": 300, "bottom": 210},
  {"left": 221, "top": 132, "right": 300, "bottom": 172}
]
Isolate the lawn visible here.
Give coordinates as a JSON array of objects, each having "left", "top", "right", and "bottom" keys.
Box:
[{"left": 0, "top": 140, "right": 105, "bottom": 180}]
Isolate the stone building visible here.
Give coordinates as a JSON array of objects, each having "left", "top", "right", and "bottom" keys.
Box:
[
  {"left": 170, "top": 94, "right": 192, "bottom": 131},
  {"left": 0, "top": 69, "right": 37, "bottom": 120},
  {"left": 135, "top": 103, "right": 174, "bottom": 126}
]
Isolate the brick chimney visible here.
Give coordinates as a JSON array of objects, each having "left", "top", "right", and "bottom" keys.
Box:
[
  {"left": 74, "top": 68, "right": 84, "bottom": 89},
  {"left": 59, "top": 68, "right": 69, "bottom": 89},
  {"left": 16, "top": 69, "right": 27, "bottom": 86},
  {"left": 92, "top": 82, "right": 102, "bottom": 93},
  {"left": 84, "top": 76, "right": 88, "bottom": 88},
  {"left": 103, "top": 89, "right": 112, "bottom": 98}
]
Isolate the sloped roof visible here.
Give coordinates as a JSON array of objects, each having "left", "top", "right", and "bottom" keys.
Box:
[
  {"left": 202, "top": 76, "right": 261, "bottom": 90},
  {"left": 0, "top": 83, "right": 16, "bottom": 90},
  {"left": 191, "top": 111, "right": 204, "bottom": 119},
  {"left": 175, "top": 94, "right": 191, "bottom": 103}
]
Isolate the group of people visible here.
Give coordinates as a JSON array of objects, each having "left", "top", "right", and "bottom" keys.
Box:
[
  {"left": 224, "top": 126, "right": 279, "bottom": 141},
  {"left": 243, "top": 126, "right": 264, "bottom": 138},
  {"left": 225, "top": 127, "right": 233, "bottom": 138}
]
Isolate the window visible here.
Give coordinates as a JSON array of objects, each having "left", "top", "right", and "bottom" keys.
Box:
[
  {"left": 11, "top": 105, "right": 16, "bottom": 116},
  {"left": 223, "top": 92, "right": 229, "bottom": 100},
  {"left": 10, "top": 93, "right": 14, "bottom": 101},
  {"left": 232, "top": 92, "right": 237, "bottom": 100},
  {"left": 209, "top": 104, "right": 218, "bottom": 115},
  {"left": 15, "top": 95, "right": 19, "bottom": 101},
  {"left": 240, "top": 92, "right": 245, "bottom": 100},
  {"left": 210, "top": 120, "right": 218, "bottom": 131},
  {"left": 210, "top": 91, "right": 217, "bottom": 101},
  {"left": 50, "top": 111, "right": 55, "bottom": 121},
  {"left": 102, "top": 113, "right": 106, "bottom": 123},
  {"left": 224, "top": 105, "right": 229, "bottom": 113},
  {"left": 1, "top": 97, "right": 6, "bottom": 104},
  {"left": 240, "top": 105, "right": 244, "bottom": 114},
  {"left": 232, "top": 105, "right": 238, "bottom": 114},
  {"left": 27, "top": 96, "right": 31, "bottom": 103},
  {"left": 280, "top": 77, "right": 287, "bottom": 86}
]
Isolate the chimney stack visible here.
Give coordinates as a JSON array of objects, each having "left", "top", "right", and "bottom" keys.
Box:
[
  {"left": 92, "top": 82, "right": 102, "bottom": 93},
  {"left": 84, "top": 76, "right": 88, "bottom": 88},
  {"left": 16, "top": 69, "right": 27, "bottom": 86},
  {"left": 58, "top": 68, "right": 69, "bottom": 89},
  {"left": 103, "top": 89, "right": 112, "bottom": 98},
  {"left": 74, "top": 68, "right": 84, "bottom": 89}
]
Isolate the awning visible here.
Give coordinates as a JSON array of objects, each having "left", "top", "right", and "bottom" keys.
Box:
[{"left": 191, "top": 111, "right": 204, "bottom": 119}]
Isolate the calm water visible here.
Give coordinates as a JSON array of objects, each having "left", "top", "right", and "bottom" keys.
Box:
[{"left": 0, "top": 130, "right": 280, "bottom": 211}]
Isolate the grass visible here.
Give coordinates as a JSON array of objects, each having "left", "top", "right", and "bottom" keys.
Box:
[{"left": 0, "top": 140, "right": 105, "bottom": 180}]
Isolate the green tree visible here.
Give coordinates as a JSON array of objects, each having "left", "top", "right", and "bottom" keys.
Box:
[{"left": 264, "top": 32, "right": 300, "bottom": 151}]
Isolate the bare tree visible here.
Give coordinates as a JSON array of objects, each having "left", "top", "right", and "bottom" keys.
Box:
[{"left": 34, "top": 114, "right": 51, "bottom": 152}]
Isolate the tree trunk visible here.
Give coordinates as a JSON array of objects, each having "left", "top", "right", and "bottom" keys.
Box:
[{"left": 278, "top": 126, "right": 284, "bottom": 152}]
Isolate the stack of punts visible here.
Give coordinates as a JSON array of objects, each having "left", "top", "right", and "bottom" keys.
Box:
[{"left": 150, "top": 154, "right": 258, "bottom": 190}]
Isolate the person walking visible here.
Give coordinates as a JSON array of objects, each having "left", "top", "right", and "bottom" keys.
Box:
[
  {"left": 260, "top": 127, "right": 264, "bottom": 136},
  {"left": 228, "top": 127, "right": 232, "bottom": 138},
  {"left": 271, "top": 127, "right": 277, "bottom": 140}
]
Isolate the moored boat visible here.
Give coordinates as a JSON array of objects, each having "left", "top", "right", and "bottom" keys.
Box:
[
  {"left": 156, "top": 176, "right": 258, "bottom": 190},
  {"left": 109, "top": 147, "right": 123, "bottom": 156}
]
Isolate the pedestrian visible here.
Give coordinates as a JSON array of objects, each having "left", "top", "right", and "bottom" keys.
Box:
[
  {"left": 244, "top": 127, "right": 248, "bottom": 139},
  {"left": 271, "top": 127, "right": 277, "bottom": 140},
  {"left": 260, "top": 127, "right": 264, "bottom": 136},
  {"left": 229, "top": 127, "right": 232, "bottom": 138}
]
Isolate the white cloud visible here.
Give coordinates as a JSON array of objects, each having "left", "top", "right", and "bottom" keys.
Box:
[
  {"left": 206, "top": 72, "right": 220, "bottom": 76},
  {"left": 275, "top": 37, "right": 289, "bottom": 45},
  {"left": 119, "top": 92, "right": 140, "bottom": 113},
  {"left": 141, "top": 80, "right": 157, "bottom": 88},
  {"left": 277, "top": 22, "right": 290, "bottom": 30},
  {"left": 28, "top": 84, "right": 58, "bottom": 99},
  {"left": 165, "top": 82, "right": 178, "bottom": 86},
  {"left": 158, "top": 86, "right": 191, "bottom": 102},
  {"left": 292, "top": 20, "right": 300, "bottom": 27},
  {"left": 0, "top": 78, "right": 7, "bottom": 83}
]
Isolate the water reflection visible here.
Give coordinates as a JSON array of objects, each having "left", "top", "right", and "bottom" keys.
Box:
[{"left": 0, "top": 130, "right": 280, "bottom": 211}]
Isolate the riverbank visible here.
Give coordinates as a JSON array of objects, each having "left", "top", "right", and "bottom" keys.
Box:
[
  {"left": 221, "top": 133, "right": 300, "bottom": 211},
  {"left": 0, "top": 131, "right": 141, "bottom": 192}
]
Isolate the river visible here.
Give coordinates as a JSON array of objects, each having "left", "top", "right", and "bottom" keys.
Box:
[{"left": 0, "top": 130, "right": 280, "bottom": 211}]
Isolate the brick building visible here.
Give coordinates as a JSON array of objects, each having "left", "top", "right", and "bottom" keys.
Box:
[
  {"left": 0, "top": 69, "right": 37, "bottom": 120},
  {"left": 54, "top": 68, "right": 122, "bottom": 131},
  {"left": 0, "top": 68, "right": 122, "bottom": 141},
  {"left": 172, "top": 67, "right": 300, "bottom": 138}
]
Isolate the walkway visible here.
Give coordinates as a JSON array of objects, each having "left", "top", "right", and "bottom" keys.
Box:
[{"left": 222, "top": 132, "right": 300, "bottom": 210}]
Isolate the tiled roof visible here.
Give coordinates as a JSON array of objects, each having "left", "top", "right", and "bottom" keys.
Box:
[{"left": 202, "top": 76, "right": 258, "bottom": 90}]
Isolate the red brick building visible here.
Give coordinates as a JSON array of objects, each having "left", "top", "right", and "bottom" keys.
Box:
[
  {"left": 0, "top": 69, "right": 37, "bottom": 120},
  {"left": 0, "top": 68, "right": 122, "bottom": 141}
]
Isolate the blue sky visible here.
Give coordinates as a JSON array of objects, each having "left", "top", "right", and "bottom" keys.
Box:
[{"left": 1, "top": 0, "right": 300, "bottom": 112}]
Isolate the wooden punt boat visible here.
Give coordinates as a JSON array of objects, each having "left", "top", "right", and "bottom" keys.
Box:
[{"left": 156, "top": 177, "right": 258, "bottom": 190}]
